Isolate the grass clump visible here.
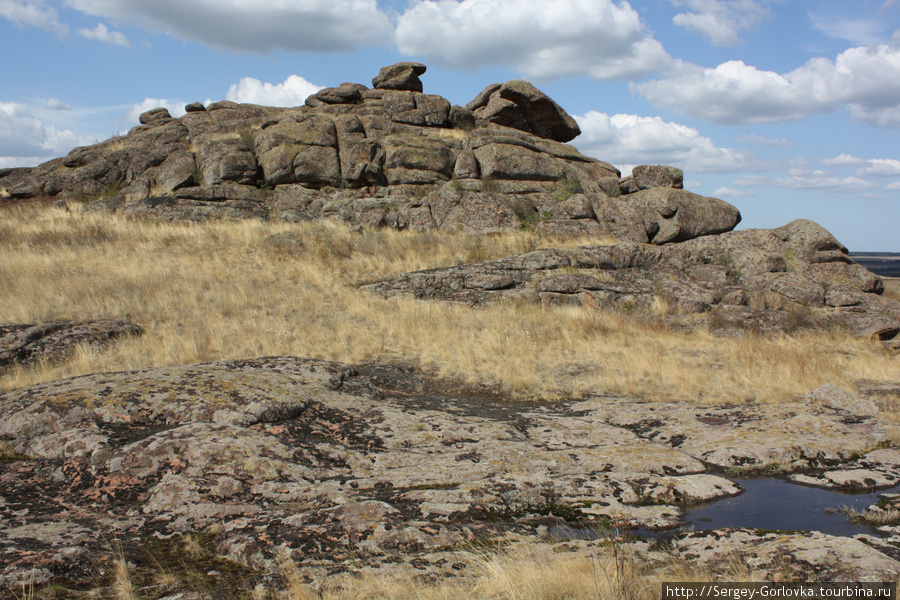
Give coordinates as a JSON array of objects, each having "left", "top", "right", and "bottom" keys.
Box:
[{"left": 842, "top": 506, "right": 900, "bottom": 527}]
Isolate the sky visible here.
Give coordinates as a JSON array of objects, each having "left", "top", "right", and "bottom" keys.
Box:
[{"left": 1, "top": 0, "right": 899, "bottom": 251}]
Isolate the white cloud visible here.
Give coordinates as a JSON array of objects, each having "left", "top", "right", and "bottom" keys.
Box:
[
  {"left": 848, "top": 104, "right": 900, "bottom": 127},
  {"left": 65, "top": 0, "right": 392, "bottom": 53},
  {"left": 225, "top": 75, "right": 323, "bottom": 107},
  {"left": 738, "top": 134, "right": 789, "bottom": 147},
  {"left": 0, "top": 0, "right": 68, "bottom": 36},
  {"left": 670, "top": 0, "right": 773, "bottom": 47},
  {"left": 822, "top": 154, "right": 867, "bottom": 167},
  {"left": 733, "top": 174, "right": 770, "bottom": 186},
  {"left": 774, "top": 172, "right": 877, "bottom": 191},
  {"left": 45, "top": 98, "right": 72, "bottom": 111},
  {"left": 395, "top": 0, "right": 670, "bottom": 80},
  {"left": 0, "top": 102, "right": 86, "bottom": 162},
  {"left": 712, "top": 186, "right": 751, "bottom": 198},
  {"left": 855, "top": 158, "right": 900, "bottom": 176},
  {"left": 885, "top": 181, "right": 900, "bottom": 190},
  {"left": 125, "top": 98, "right": 186, "bottom": 125},
  {"left": 823, "top": 155, "right": 900, "bottom": 176},
  {"left": 572, "top": 111, "right": 763, "bottom": 173},
  {"left": 733, "top": 168, "right": 884, "bottom": 193},
  {"left": 78, "top": 22, "right": 130, "bottom": 46},
  {"left": 633, "top": 45, "right": 900, "bottom": 126},
  {"left": 810, "top": 12, "right": 888, "bottom": 46}
]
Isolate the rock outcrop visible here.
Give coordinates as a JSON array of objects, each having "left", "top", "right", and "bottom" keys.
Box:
[
  {"left": 0, "top": 320, "right": 143, "bottom": 371},
  {"left": 0, "top": 63, "right": 740, "bottom": 244},
  {"left": 1, "top": 357, "right": 897, "bottom": 588},
  {"left": 364, "top": 219, "right": 900, "bottom": 339}
]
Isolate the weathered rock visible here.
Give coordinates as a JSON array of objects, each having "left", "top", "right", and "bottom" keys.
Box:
[
  {"left": 467, "top": 80, "right": 581, "bottom": 142},
  {"left": 671, "top": 529, "right": 900, "bottom": 581},
  {"left": 3, "top": 357, "right": 900, "bottom": 589},
  {"left": 139, "top": 107, "right": 172, "bottom": 124},
  {"left": 4, "top": 63, "right": 743, "bottom": 247},
  {"left": 0, "top": 320, "right": 143, "bottom": 371},
  {"left": 627, "top": 187, "right": 742, "bottom": 244},
  {"left": 372, "top": 62, "right": 427, "bottom": 92},
  {"left": 184, "top": 102, "right": 206, "bottom": 112},
  {"left": 364, "top": 219, "right": 900, "bottom": 337},
  {"left": 310, "top": 82, "right": 368, "bottom": 106},
  {"left": 632, "top": 165, "right": 683, "bottom": 190}
]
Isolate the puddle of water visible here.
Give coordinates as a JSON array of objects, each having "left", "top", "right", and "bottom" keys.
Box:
[
  {"left": 550, "top": 478, "right": 900, "bottom": 541},
  {"left": 676, "top": 478, "right": 899, "bottom": 537}
]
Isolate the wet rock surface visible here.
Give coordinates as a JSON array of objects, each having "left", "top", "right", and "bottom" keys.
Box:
[
  {"left": 364, "top": 219, "right": 900, "bottom": 338},
  {"left": 2, "top": 357, "right": 900, "bottom": 587}
]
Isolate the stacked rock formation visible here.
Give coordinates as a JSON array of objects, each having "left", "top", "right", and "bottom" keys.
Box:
[{"left": 0, "top": 63, "right": 740, "bottom": 244}]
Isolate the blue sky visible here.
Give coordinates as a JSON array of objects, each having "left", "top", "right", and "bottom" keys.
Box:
[{"left": 2, "top": 0, "right": 899, "bottom": 251}]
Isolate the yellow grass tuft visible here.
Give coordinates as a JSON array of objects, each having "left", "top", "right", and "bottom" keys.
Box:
[{"left": 0, "top": 204, "right": 896, "bottom": 405}]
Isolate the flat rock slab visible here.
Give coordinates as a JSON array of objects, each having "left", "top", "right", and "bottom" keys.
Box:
[
  {"left": 671, "top": 528, "right": 900, "bottom": 581},
  {"left": 0, "top": 357, "right": 897, "bottom": 587},
  {"left": 588, "top": 390, "right": 890, "bottom": 470}
]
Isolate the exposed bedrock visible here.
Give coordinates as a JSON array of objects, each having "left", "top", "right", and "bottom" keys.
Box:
[
  {"left": 1, "top": 357, "right": 896, "bottom": 587},
  {"left": 364, "top": 219, "right": 900, "bottom": 339}
]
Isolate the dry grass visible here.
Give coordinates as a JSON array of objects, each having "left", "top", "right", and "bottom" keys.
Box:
[
  {"left": 17, "top": 539, "right": 763, "bottom": 600},
  {"left": 285, "top": 543, "right": 755, "bottom": 600},
  {"left": 842, "top": 506, "right": 900, "bottom": 527},
  {"left": 0, "top": 204, "right": 897, "bottom": 404},
  {"left": 884, "top": 277, "right": 900, "bottom": 302}
]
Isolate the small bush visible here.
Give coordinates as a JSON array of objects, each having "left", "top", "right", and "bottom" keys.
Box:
[{"left": 552, "top": 174, "right": 584, "bottom": 203}]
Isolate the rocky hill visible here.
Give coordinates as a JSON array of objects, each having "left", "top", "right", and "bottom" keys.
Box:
[
  {"left": 1, "top": 62, "right": 898, "bottom": 340},
  {"left": 0, "top": 62, "right": 739, "bottom": 244}
]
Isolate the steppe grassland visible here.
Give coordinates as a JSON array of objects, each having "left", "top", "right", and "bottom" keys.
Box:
[{"left": 0, "top": 203, "right": 896, "bottom": 405}]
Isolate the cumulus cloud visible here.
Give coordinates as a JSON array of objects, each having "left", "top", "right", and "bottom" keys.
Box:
[
  {"left": 822, "top": 155, "right": 900, "bottom": 176},
  {"left": 0, "top": 102, "right": 85, "bottom": 165},
  {"left": 226, "top": 75, "right": 323, "bottom": 107},
  {"left": 822, "top": 154, "right": 868, "bottom": 167},
  {"left": 78, "top": 22, "right": 130, "bottom": 46},
  {"left": 670, "top": 0, "right": 773, "bottom": 46},
  {"left": 848, "top": 104, "right": 900, "bottom": 127},
  {"left": 854, "top": 158, "right": 900, "bottom": 176},
  {"left": 572, "top": 111, "right": 762, "bottom": 173},
  {"left": 125, "top": 98, "right": 186, "bottom": 125},
  {"left": 885, "top": 181, "right": 900, "bottom": 190},
  {"left": 0, "top": 0, "right": 67, "bottom": 36},
  {"left": 395, "top": 0, "right": 670, "bottom": 80},
  {"left": 66, "top": 0, "right": 392, "bottom": 52},
  {"left": 633, "top": 45, "right": 900, "bottom": 126}
]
